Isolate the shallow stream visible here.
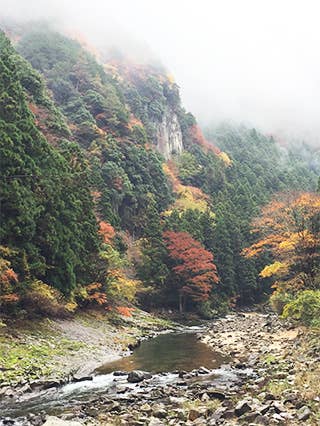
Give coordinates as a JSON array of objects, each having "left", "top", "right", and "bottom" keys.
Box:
[{"left": 0, "top": 327, "right": 232, "bottom": 420}]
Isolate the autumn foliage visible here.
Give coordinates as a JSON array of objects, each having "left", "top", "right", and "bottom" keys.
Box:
[
  {"left": 115, "top": 306, "right": 135, "bottom": 317},
  {"left": 163, "top": 162, "right": 212, "bottom": 214},
  {"left": 243, "top": 192, "right": 320, "bottom": 292},
  {"left": 99, "top": 221, "right": 116, "bottom": 244},
  {"left": 85, "top": 282, "right": 108, "bottom": 305},
  {"left": 0, "top": 247, "right": 19, "bottom": 306},
  {"left": 163, "top": 231, "right": 218, "bottom": 310}
]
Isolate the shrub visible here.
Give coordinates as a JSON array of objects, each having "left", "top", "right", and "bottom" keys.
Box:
[
  {"left": 282, "top": 290, "right": 320, "bottom": 326},
  {"left": 270, "top": 290, "right": 294, "bottom": 315},
  {"left": 21, "top": 280, "right": 70, "bottom": 318}
]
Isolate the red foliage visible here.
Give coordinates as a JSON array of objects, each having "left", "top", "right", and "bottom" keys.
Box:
[
  {"left": 163, "top": 231, "right": 218, "bottom": 303},
  {"left": 0, "top": 266, "right": 19, "bottom": 305},
  {"left": 190, "top": 125, "right": 221, "bottom": 155},
  {"left": 99, "top": 221, "right": 116, "bottom": 244},
  {"left": 0, "top": 268, "right": 18, "bottom": 285}
]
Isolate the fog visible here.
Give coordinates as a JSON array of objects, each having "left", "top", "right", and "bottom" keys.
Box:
[{"left": 1, "top": 0, "right": 320, "bottom": 146}]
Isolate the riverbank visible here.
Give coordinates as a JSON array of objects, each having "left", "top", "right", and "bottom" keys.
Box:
[
  {"left": 0, "top": 309, "right": 174, "bottom": 392},
  {"left": 1, "top": 311, "right": 319, "bottom": 425},
  {"left": 202, "top": 312, "right": 320, "bottom": 425}
]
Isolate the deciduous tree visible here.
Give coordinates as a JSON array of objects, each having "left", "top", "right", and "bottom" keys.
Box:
[{"left": 163, "top": 231, "right": 218, "bottom": 311}]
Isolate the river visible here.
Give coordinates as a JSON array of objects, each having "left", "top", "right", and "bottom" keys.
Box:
[{"left": 0, "top": 327, "right": 236, "bottom": 422}]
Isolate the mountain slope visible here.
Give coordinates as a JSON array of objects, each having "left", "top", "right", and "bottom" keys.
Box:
[{"left": 0, "top": 24, "right": 319, "bottom": 316}]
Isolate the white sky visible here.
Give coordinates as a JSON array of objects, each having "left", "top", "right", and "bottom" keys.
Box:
[{"left": 2, "top": 0, "right": 320, "bottom": 145}]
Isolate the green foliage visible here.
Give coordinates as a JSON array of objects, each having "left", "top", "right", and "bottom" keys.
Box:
[
  {"left": 188, "top": 124, "right": 319, "bottom": 304},
  {"left": 282, "top": 290, "right": 320, "bottom": 326},
  {"left": 270, "top": 291, "right": 294, "bottom": 315},
  {"left": 0, "top": 32, "right": 99, "bottom": 296},
  {"left": 18, "top": 29, "right": 129, "bottom": 139},
  {"left": 176, "top": 151, "right": 202, "bottom": 183},
  {"left": 90, "top": 136, "right": 172, "bottom": 235},
  {"left": 2, "top": 23, "right": 319, "bottom": 318}
]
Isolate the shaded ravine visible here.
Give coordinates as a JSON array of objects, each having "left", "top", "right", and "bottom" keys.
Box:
[{"left": 0, "top": 327, "right": 238, "bottom": 420}]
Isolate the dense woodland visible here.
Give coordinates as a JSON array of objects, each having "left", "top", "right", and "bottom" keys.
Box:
[{"left": 1, "top": 25, "right": 319, "bottom": 323}]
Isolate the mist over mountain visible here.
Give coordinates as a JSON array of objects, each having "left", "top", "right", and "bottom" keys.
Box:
[{"left": 1, "top": 0, "right": 320, "bottom": 147}]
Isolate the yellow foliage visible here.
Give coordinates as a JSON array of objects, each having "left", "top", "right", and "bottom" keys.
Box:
[
  {"left": 259, "top": 262, "right": 288, "bottom": 278},
  {"left": 218, "top": 152, "right": 232, "bottom": 166},
  {"left": 244, "top": 191, "right": 320, "bottom": 292},
  {"left": 163, "top": 161, "right": 214, "bottom": 216},
  {"left": 107, "top": 270, "right": 141, "bottom": 303},
  {"left": 166, "top": 73, "right": 175, "bottom": 84}
]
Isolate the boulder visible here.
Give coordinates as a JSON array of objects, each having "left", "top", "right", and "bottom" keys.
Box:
[
  {"left": 113, "top": 370, "right": 128, "bottom": 376},
  {"left": 235, "top": 400, "right": 252, "bottom": 417},
  {"left": 297, "top": 406, "right": 312, "bottom": 421},
  {"left": 127, "top": 370, "right": 152, "bottom": 383}
]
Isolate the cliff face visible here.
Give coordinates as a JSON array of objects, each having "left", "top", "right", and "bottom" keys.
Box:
[{"left": 155, "top": 107, "right": 183, "bottom": 159}]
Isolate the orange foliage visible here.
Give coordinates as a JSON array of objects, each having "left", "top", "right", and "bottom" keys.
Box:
[
  {"left": 115, "top": 306, "right": 135, "bottom": 317},
  {"left": 99, "top": 221, "right": 116, "bottom": 244},
  {"left": 91, "top": 190, "right": 102, "bottom": 202},
  {"left": 0, "top": 268, "right": 18, "bottom": 285},
  {"left": 163, "top": 231, "right": 218, "bottom": 303},
  {"left": 0, "top": 257, "right": 19, "bottom": 305},
  {"left": 85, "top": 282, "right": 107, "bottom": 305},
  {"left": 243, "top": 192, "right": 320, "bottom": 289},
  {"left": 128, "top": 114, "right": 144, "bottom": 130},
  {"left": 163, "top": 162, "right": 211, "bottom": 214},
  {"left": 190, "top": 125, "right": 221, "bottom": 155}
]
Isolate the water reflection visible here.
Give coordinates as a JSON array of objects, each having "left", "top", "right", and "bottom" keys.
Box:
[{"left": 97, "top": 332, "right": 227, "bottom": 374}]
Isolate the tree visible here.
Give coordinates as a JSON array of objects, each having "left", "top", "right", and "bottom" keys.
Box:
[
  {"left": 163, "top": 231, "right": 218, "bottom": 312},
  {"left": 243, "top": 192, "right": 320, "bottom": 293}
]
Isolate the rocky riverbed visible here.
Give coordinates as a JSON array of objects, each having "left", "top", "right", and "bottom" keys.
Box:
[
  {"left": 1, "top": 312, "right": 319, "bottom": 425},
  {"left": 0, "top": 309, "right": 174, "bottom": 396}
]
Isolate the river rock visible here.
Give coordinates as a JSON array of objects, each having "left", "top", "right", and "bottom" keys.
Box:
[
  {"left": 113, "top": 370, "right": 128, "bottom": 376},
  {"left": 255, "top": 414, "right": 270, "bottom": 425},
  {"left": 72, "top": 373, "right": 93, "bottom": 382},
  {"left": 38, "top": 380, "right": 61, "bottom": 390},
  {"left": 18, "top": 383, "right": 32, "bottom": 393},
  {"left": 175, "top": 409, "right": 187, "bottom": 421},
  {"left": 1, "top": 418, "right": 15, "bottom": 425},
  {"left": 297, "top": 405, "right": 312, "bottom": 421},
  {"left": 140, "top": 403, "right": 152, "bottom": 414},
  {"left": 205, "top": 388, "right": 226, "bottom": 400},
  {"left": 188, "top": 409, "right": 203, "bottom": 421},
  {"left": 197, "top": 366, "right": 210, "bottom": 374},
  {"left": 235, "top": 400, "right": 252, "bottom": 416},
  {"left": 148, "top": 418, "right": 165, "bottom": 426},
  {"left": 168, "top": 396, "right": 186, "bottom": 406},
  {"left": 178, "top": 370, "right": 187, "bottom": 378},
  {"left": 152, "top": 408, "right": 167, "bottom": 419},
  {"left": 43, "top": 417, "right": 82, "bottom": 426},
  {"left": 128, "top": 340, "right": 141, "bottom": 351},
  {"left": 127, "top": 370, "right": 152, "bottom": 383}
]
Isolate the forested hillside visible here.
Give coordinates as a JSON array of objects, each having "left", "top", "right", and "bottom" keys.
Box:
[{"left": 1, "top": 24, "right": 319, "bottom": 320}]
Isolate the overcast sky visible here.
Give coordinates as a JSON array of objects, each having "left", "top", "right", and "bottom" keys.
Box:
[{"left": 2, "top": 0, "right": 320, "bottom": 145}]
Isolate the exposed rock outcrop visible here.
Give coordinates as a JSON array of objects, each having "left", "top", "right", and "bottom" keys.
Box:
[{"left": 154, "top": 107, "right": 183, "bottom": 159}]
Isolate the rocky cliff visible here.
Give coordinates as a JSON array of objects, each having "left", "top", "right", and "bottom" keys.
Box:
[{"left": 155, "top": 106, "right": 183, "bottom": 159}]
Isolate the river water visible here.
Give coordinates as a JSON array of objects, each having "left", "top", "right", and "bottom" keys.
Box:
[{"left": 0, "top": 328, "right": 232, "bottom": 420}]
